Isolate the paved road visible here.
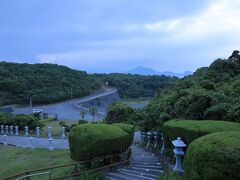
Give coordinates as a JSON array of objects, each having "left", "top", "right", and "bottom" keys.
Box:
[
  {"left": 13, "top": 88, "right": 118, "bottom": 121},
  {"left": 74, "top": 89, "right": 118, "bottom": 115}
]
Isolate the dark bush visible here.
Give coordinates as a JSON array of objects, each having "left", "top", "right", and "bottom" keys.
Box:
[
  {"left": 14, "top": 114, "right": 43, "bottom": 130},
  {"left": 105, "top": 103, "right": 134, "bottom": 124},
  {"left": 184, "top": 131, "right": 240, "bottom": 180},
  {"left": 0, "top": 113, "right": 43, "bottom": 130},
  {"left": 162, "top": 119, "right": 240, "bottom": 152},
  {"left": 69, "top": 124, "right": 132, "bottom": 161}
]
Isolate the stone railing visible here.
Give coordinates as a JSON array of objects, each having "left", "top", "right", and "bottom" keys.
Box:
[
  {"left": 0, "top": 125, "right": 66, "bottom": 139},
  {"left": 140, "top": 131, "right": 186, "bottom": 174}
]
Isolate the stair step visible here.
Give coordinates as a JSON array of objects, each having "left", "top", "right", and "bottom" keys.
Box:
[
  {"left": 120, "top": 168, "right": 157, "bottom": 179},
  {"left": 115, "top": 170, "right": 156, "bottom": 180},
  {"left": 130, "top": 164, "right": 162, "bottom": 170},
  {"left": 107, "top": 172, "right": 145, "bottom": 180},
  {"left": 105, "top": 145, "right": 162, "bottom": 179}
]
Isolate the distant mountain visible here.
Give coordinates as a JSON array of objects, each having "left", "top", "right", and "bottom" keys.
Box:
[
  {"left": 127, "top": 66, "right": 192, "bottom": 77},
  {"left": 127, "top": 66, "right": 159, "bottom": 75}
]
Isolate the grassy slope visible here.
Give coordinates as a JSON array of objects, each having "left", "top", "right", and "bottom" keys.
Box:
[
  {"left": 0, "top": 145, "right": 73, "bottom": 179},
  {"left": 40, "top": 118, "right": 77, "bottom": 137}
]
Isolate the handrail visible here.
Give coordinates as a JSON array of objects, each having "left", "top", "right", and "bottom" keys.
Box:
[
  {"left": 52, "top": 159, "right": 130, "bottom": 180},
  {"left": 16, "top": 172, "right": 50, "bottom": 180},
  {"left": 3, "top": 149, "right": 130, "bottom": 180}
]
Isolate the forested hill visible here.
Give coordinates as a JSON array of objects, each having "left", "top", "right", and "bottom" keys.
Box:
[
  {"left": 145, "top": 55, "right": 240, "bottom": 122},
  {"left": 0, "top": 62, "right": 101, "bottom": 106},
  {"left": 0, "top": 62, "right": 177, "bottom": 106},
  {"left": 92, "top": 73, "right": 178, "bottom": 98}
]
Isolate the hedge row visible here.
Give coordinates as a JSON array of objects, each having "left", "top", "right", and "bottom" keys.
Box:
[
  {"left": 112, "top": 123, "right": 134, "bottom": 143},
  {"left": 162, "top": 119, "right": 240, "bottom": 151},
  {"left": 184, "top": 131, "right": 240, "bottom": 180},
  {"left": 69, "top": 123, "right": 134, "bottom": 161}
]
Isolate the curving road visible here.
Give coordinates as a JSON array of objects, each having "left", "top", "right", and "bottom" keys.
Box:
[{"left": 13, "top": 87, "right": 119, "bottom": 121}]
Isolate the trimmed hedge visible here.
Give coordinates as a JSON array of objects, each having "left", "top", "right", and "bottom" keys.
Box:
[
  {"left": 162, "top": 119, "right": 240, "bottom": 151},
  {"left": 184, "top": 132, "right": 240, "bottom": 180},
  {"left": 112, "top": 123, "right": 135, "bottom": 143},
  {"left": 69, "top": 124, "right": 132, "bottom": 161}
]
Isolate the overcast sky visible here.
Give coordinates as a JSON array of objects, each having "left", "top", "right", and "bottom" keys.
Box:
[{"left": 1, "top": 0, "right": 240, "bottom": 73}]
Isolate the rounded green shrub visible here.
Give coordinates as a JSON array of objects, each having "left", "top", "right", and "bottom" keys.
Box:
[
  {"left": 69, "top": 124, "right": 131, "bottom": 161},
  {"left": 162, "top": 119, "right": 240, "bottom": 152},
  {"left": 184, "top": 131, "right": 240, "bottom": 180},
  {"left": 112, "top": 123, "right": 135, "bottom": 143}
]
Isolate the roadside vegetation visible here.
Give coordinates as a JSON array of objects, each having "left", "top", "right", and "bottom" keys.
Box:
[
  {"left": 92, "top": 73, "right": 177, "bottom": 98},
  {"left": 0, "top": 62, "right": 101, "bottom": 106},
  {"left": 0, "top": 62, "right": 176, "bottom": 106}
]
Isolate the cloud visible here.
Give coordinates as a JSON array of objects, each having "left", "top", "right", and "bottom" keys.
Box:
[
  {"left": 2, "top": 0, "right": 240, "bottom": 73},
  {"left": 141, "top": 0, "right": 240, "bottom": 42}
]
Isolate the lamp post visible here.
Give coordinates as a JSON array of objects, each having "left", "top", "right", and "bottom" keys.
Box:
[{"left": 172, "top": 137, "right": 186, "bottom": 172}]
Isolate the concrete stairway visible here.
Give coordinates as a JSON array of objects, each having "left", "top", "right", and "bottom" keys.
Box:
[{"left": 105, "top": 146, "right": 163, "bottom": 180}]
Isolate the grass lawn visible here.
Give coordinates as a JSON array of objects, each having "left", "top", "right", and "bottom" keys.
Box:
[{"left": 0, "top": 145, "right": 74, "bottom": 179}]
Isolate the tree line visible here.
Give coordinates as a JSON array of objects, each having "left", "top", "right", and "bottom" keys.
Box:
[{"left": 0, "top": 62, "right": 176, "bottom": 106}]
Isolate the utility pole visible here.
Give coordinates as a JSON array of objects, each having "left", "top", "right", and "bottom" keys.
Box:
[{"left": 30, "top": 98, "right": 33, "bottom": 113}]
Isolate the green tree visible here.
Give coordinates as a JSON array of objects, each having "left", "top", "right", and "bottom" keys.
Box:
[
  {"left": 89, "top": 106, "right": 97, "bottom": 123},
  {"left": 105, "top": 103, "right": 134, "bottom": 124}
]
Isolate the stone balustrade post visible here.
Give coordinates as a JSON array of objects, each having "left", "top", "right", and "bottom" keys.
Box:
[
  {"left": 48, "top": 127, "right": 52, "bottom": 138},
  {"left": 161, "top": 133, "right": 165, "bottom": 155},
  {"left": 1, "top": 125, "right": 4, "bottom": 134},
  {"left": 61, "top": 126, "right": 66, "bottom": 138},
  {"left": 154, "top": 131, "right": 159, "bottom": 148},
  {"left": 10, "top": 126, "right": 14, "bottom": 135},
  {"left": 146, "top": 131, "right": 152, "bottom": 148},
  {"left": 30, "top": 137, "right": 35, "bottom": 149},
  {"left": 15, "top": 126, "right": 19, "bottom": 136},
  {"left": 5, "top": 125, "right": 9, "bottom": 135},
  {"left": 24, "top": 126, "right": 29, "bottom": 136},
  {"left": 36, "top": 127, "right": 40, "bottom": 137},
  {"left": 2, "top": 135, "right": 7, "bottom": 146},
  {"left": 48, "top": 138, "right": 54, "bottom": 151}
]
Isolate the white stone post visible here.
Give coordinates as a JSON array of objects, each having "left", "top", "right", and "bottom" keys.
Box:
[
  {"left": 154, "top": 131, "right": 159, "bottom": 148},
  {"left": 10, "top": 126, "right": 14, "bottom": 135},
  {"left": 48, "top": 127, "right": 52, "bottom": 138},
  {"left": 146, "top": 131, "right": 152, "bottom": 148},
  {"left": 36, "top": 127, "right": 40, "bottom": 137},
  {"left": 15, "top": 126, "right": 19, "bottom": 136},
  {"left": 2, "top": 135, "right": 7, "bottom": 146},
  {"left": 30, "top": 137, "right": 35, "bottom": 149},
  {"left": 24, "top": 126, "right": 29, "bottom": 136},
  {"left": 161, "top": 133, "right": 165, "bottom": 155},
  {"left": 61, "top": 126, "right": 66, "bottom": 138},
  {"left": 48, "top": 138, "right": 54, "bottom": 151},
  {"left": 172, "top": 137, "right": 186, "bottom": 172},
  {"left": 5, "top": 125, "right": 9, "bottom": 135},
  {"left": 1, "top": 125, "right": 4, "bottom": 134}
]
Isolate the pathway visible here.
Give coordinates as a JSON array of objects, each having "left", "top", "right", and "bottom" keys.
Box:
[
  {"left": 0, "top": 135, "right": 69, "bottom": 149},
  {"left": 105, "top": 145, "right": 162, "bottom": 180}
]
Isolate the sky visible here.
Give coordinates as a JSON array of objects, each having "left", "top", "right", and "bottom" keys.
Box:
[{"left": 1, "top": 0, "right": 240, "bottom": 73}]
